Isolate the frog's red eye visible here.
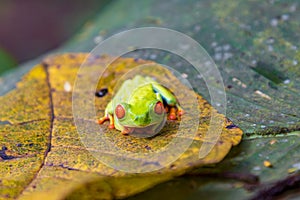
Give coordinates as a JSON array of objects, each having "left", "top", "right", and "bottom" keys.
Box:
[
  {"left": 115, "top": 104, "right": 125, "bottom": 119},
  {"left": 154, "top": 102, "right": 164, "bottom": 115}
]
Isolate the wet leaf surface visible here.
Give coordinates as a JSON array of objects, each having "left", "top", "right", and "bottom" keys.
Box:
[{"left": 128, "top": 133, "right": 300, "bottom": 200}]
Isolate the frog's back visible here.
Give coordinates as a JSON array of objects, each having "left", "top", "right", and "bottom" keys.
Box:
[{"left": 112, "top": 75, "right": 156, "bottom": 104}]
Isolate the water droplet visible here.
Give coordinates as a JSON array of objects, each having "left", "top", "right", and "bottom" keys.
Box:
[
  {"left": 214, "top": 46, "right": 222, "bottom": 52},
  {"left": 223, "top": 44, "right": 231, "bottom": 51},
  {"left": 64, "top": 81, "right": 72, "bottom": 92},
  {"left": 194, "top": 25, "right": 201, "bottom": 32},
  {"left": 283, "top": 79, "right": 290, "bottom": 84},
  {"left": 280, "top": 139, "right": 289, "bottom": 143},
  {"left": 223, "top": 52, "right": 233, "bottom": 60},
  {"left": 270, "top": 18, "right": 278, "bottom": 27},
  {"left": 292, "top": 163, "right": 300, "bottom": 169},
  {"left": 253, "top": 166, "right": 261, "bottom": 171},
  {"left": 266, "top": 37, "right": 275, "bottom": 44},
  {"left": 211, "top": 42, "right": 218, "bottom": 47},
  {"left": 181, "top": 73, "right": 188, "bottom": 79},
  {"left": 268, "top": 45, "right": 274, "bottom": 52},
  {"left": 196, "top": 74, "right": 202, "bottom": 79},
  {"left": 291, "top": 45, "right": 298, "bottom": 50},
  {"left": 214, "top": 53, "right": 222, "bottom": 61},
  {"left": 281, "top": 14, "right": 290, "bottom": 21},
  {"left": 293, "top": 60, "right": 298, "bottom": 65},
  {"left": 94, "top": 36, "right": 103, "bottom": 44},
  {"left": 289, "top": 4, "right": 297, "bottom": 12}
]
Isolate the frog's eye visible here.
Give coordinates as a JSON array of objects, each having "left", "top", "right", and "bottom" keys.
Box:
[
  {"left": 115, "top": 104, "right": 126, "bottom": 119},
  {"left": 154, "top": 102, "right": 164, "bottom": 115}
]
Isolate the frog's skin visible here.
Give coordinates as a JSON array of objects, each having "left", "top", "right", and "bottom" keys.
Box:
[{"left": 98, "top": 75, "right": 184, "bottom": 135}]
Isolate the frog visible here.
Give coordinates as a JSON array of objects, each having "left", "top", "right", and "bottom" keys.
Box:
[{"left": 98, "top": 75, "right": 184, "bottom": 136}]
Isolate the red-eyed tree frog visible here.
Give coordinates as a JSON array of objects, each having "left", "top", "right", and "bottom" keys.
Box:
[{"left": 98, "top": 75, "right": 184, "bottom": 136}]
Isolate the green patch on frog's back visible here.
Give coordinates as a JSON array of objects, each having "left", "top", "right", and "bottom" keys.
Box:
[{"left": 112, "top": 75, "right": 155, "bottom": 104}]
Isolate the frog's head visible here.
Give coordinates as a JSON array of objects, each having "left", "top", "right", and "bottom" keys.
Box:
[{"left": 114, "top": 100, "right": 166, "bottom": 136}]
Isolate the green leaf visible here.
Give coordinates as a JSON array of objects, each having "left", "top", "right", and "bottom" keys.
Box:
[
  {"left": 0, "top": 48, "right": 16, "bottom": 75},
  {"left": 129, "top": 133, "right": 300, "bottom": 200}
]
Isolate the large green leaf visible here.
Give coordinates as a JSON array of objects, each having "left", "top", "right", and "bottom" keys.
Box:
[{"left": 128, "top": 133, "right": 300, "bottom": 200}]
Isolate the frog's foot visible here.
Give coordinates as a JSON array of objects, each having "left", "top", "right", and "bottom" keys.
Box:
[
  {"left": 121, "top": 127, "right": 132, "bottom": 135},
  {"left": 121, "top": 130, "right": 129, "bottom": 136},
  {"left": 167, "top": 105, "right": 184, "bottom": 120},
  {"left": 98, "top": 115, "right": 109, "bottom": 124},
  {"left": 98, "top": 114, "right": 115, "bottom": 129},
  {"left": 177, "top": 106, "right": 184, "bottom": 116},
  {"left": 168, "top": 107, "right": 177, "bottom": 120}
]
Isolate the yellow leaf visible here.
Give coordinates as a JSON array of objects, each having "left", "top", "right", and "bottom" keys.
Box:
[{"left": 0, "top": 53, "right": 242, "bottom": 199}]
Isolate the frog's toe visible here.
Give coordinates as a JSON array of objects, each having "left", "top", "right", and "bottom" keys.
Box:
[
  {"left": 168, "top": 113, "right": 177, "bottom": 120},
  {"left": 121, "top": 130, "right": 129, "bottom": 135},
  {"left": 109, "top": 124, "right": 115, "bottom": 129},
  {"left": 168, "top": 107, "right": 177, "bottom": 120},
  {"left": 178, "top": 109, "right": 184, "bottom": 116},
  {"left": 98, "top": 116, "right": 109, "bottom": 124}
]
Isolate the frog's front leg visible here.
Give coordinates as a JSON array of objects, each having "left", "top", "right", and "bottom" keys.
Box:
[
  {"left": 98, "top": 113, "right": 115, "bottom": 129},
  {"left": 152, "top": 83, "right": 184, "bottom": 120},
  {"left": 98, "top": 101, "right": 115, "bottom": 129}
]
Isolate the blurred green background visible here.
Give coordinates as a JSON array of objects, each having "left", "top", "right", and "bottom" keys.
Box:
[{"left": 0, "top": 0, "right": 109, "bottom": 74}]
